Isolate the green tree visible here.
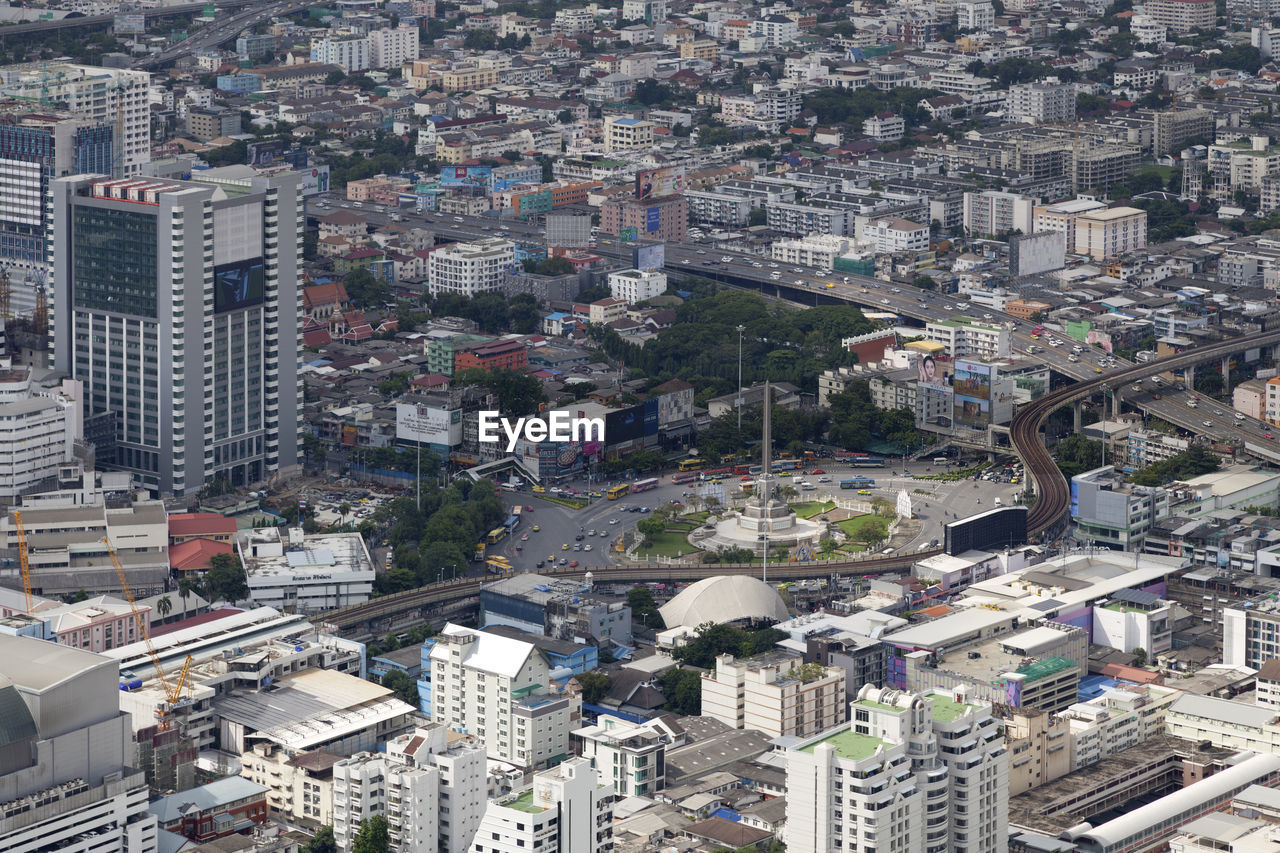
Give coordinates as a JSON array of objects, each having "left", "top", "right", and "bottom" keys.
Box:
[
  {"left": 455, "top": 367, "right": 545, "bottom": 416},
  {"left": 1129, "top": 445, "right": 1221, "bottom": 487},
  {"left": 659, "top": 668, "right": 702, "bottom": 715},
  {"left": 380, "top": 670, "right": 420, "bottom": 705},
  {"left": 627, "top": 585, "right": 663, "bottom": 628},
  {"left": 352, "top": 816, "right": 391, "bottom": 853},
  {"left": 574, "top": 671, "right": 611, "bottom": 703},
  {"left": 463, "top": 29, "right": 496, "bottom": 50},
  {"left": 302, "top": 826, "right": 338, "bottom": 853},
  {"left": 1131, "top": 646, "right": 1148, "bottom": 666},
  {"left": 1194, "top": 369, "right": 1224, "bottom": 396},
  {"left": 177, "top": 576, "right": 198, "bottom": 613},
  {"left": 912, "top": 274, "right": 937, "bottom": 290},
  {"left": 343, "top": 268, "right": 390, "bottom": 307},
  {"left": 1055, "top": 434, "right": 1104, "bottom": 479},
  {"left": 302, "top": 433, "right": 327, "bottom": 464},
  {"left": 204, "top": 552, "right": 249, "bottom": 606},
  {"left": 748, "top": 207, "right": 768, "bottom": 226},
  {"left": 156, "top": 595, "right": 172, "bottom": 620}
]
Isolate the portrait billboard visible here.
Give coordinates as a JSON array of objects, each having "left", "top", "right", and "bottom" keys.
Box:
[
  {"left": 440, "top": 166, "right": 492, "bottom": 190},
  {"left": 605, "top": 405, "right": 645, "bottom": 445},
  {"left": 633, "top": 243, "right": 665, "bottom": 270},
  {"left": 916, "top": 354, "right": 940, "bottom": 384},
  {"left": 954, "top": 395, "right": 990, "bottom": 428},
  {"left": 213, "top": 259, "right": 265, "bottom": 313},
  {"left": 635, "top": 166, "right": 686, "bottom": 200},
  {"left": 646, "top": 206, "right": 661, "bottom": 233},
  {"left": 953, "top": 361, "right": 992, "bottom": 400}
]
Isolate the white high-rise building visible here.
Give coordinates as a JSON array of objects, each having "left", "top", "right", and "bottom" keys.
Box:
[
  {"left": 427, "top": 238, "right": 515, "bottom": 297},
  {"left": 477, "top": 758, "right": 614, "bottom": 853},
  {"left": 963, "top": 191, "right": 1035, "bottom": 238},
  {"left": 0, "top": 63, "right": 151, "bottom": 175},
  {"left": 428, "top": 624, "right": 581, "bottom": 770},
  {"left": 0, "top": 366, "right": 78, "bottom": 500},
  {"left": 956, "top": 0, "right": 995, "bottom": 29},
  {"left": 1005, "top": 81, "right": 1076, "bottom": 124},
  {"left": 607, "top": 268, "right": 668, "bottom": 303},
  {"left": 332, "top": 724, "right": 487, "bottom": 853},
  {"left": 701, "top": 653, "right": 847, "bottom": 739},
  {"left": 784, "top": 684, "right": 1009, "bottom": 853},
  {"left": 310, "top": 36, "right": 371, "bottom": 73},
  {"left": 573, "top": 714, "right": 683, "bottom": 798},
  {"left": 369, "top": 25, "right": 420, "bottom": 69}
]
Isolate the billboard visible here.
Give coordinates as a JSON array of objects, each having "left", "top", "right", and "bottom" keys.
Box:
[
  {"left": 620, "top": 227, "right": 638, "bottom": 242},
  {"left": 953, "top": 361, "right": 992, "bottom": 400},
  {"left": 396, "top": 402, "right": 462, "bottom": 447},
  {"left": 605, "top": 404, "right": 645, "bottom": 446},
  {"left": 213, "top": 259, "right": 265, "bottom": 313},
  {"left": 440, "top": 166, "right": 492, "bottom": 190},
  {"left": 1009, "top": 231, "right": 1066, "bottom": 276},
  {"left": 635, "top": 166, "right": 686, "bottom": 200},
  {"left": 916, "top": 354, "right": 939, "bottom": 384},
  {"left": 342, "top": 425, "right": 358, "bottom": 446},
  {"left": 633, "top": 243, "right": 665, "bottom": 270},
  {"left": 298, "top": 166, "right": 330, "bottom": 196},
  {"left": 954, "top": 395, "right": 990, "bottom": 429},
  {"left": 114, "top": 13, "right": 146, "bottom": 33},
  {"left": 643, "top": 398, "right": 659, "bottom": 436},
  {"left": 646, "top": 206, "right": 661, "bottom": 233},
  {"left": 944, "top": 506, "right": 1028, "bottom": 556},
  {"left": 247, "top": 140, "right": 287, "bottom": 168}
]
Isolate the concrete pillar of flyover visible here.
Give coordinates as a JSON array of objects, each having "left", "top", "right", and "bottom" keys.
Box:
[
  {"left": 1112, "top": 388, "right": 1122, "bottom": 419},
  {"left": 1222, "top": 356, "right": 1231, "bottom": 394},
  {"left": 1073, "top": 402, "right": 1082, "bottom": 433},
  {"left": 1185, "top": 364, "right": 1195, "bottom": 392}
]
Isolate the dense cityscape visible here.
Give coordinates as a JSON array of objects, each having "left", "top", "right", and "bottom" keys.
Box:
[{"left": 6, "top": 0, "right": 1280, "bottom": 851}]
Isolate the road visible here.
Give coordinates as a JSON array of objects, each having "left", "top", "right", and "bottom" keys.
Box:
[
  {"left": 133, "top": 0, "right": 311, "bottom": 70},
  {"left": 0, "top": 0, "right": 259, "bottom": 39},
  {"left": 310, "top": 196, "right": 1276, "bottom": 461}
]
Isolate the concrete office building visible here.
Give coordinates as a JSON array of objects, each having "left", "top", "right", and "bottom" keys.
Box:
[
  {"left": 0, "top": 108, "right": 113, "bottom": 296},
  {"left": 0, "top": 63, "right": 150, "bottom": 176},
  {"left": 701, "top": 652, "right": 847, "bottom": 739},
  {"left": 1144, "top": 0, "right": 1215, "bottom": 31},
  {"left": 924, "top": 317, "right": 1012, "bottom": 360},
  {"left": 0, "top": 634, "right": 158, "bottom": 852},
  {"left": 608, "top": 268, "right": 667, "bottom": 303},
  {"left": 368, "top": 25, "right": 420, "bottom": 69},
  {"left": 784, "top": 684, "right": 1008, "bottom": 853},
  {"left": 50, "top": 171, "right": 303, "bottom": 495},
  {"left": 603, "top": 116, "right": 655, "bottom": 151},
  {"left": 427, "top": 238, "right": 515, "bottom": 297},
  {"left": 771, "top": 234, "right": 853, "bottom": 269},
  {"left": 1005, "top": 82, "right": 1076, "bottom": 124},
  {"left": 1071, "top": 465, "right": 1171, "bottom": 551},
  {"left": 0, "top": 366, "right": 79, "bottom": 501},
  {"left": 1033, "top": 198, "right": 1107, "bottom": 251},
  {"left": 600, "top": 193, "right": 688, "bottom": 243},
  {"left": 332, "top": 723, "right": 487, "bottom": 853},
  {"left": 477, "top": 758, "right": 613, "bottom": 853},
  {"left": 235, "top": 527, "right": 375, "bottom": 615},
  {"left": 428, "top": 623, "right": 581, "bottom": 770}
]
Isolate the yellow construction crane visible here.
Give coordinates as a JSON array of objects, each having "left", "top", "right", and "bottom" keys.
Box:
[
  {"left": 13, "top": 511, "right": 31, "bottom": 614},
  {"left": 101, "top": 537, "right": 193, "bottom": 729}
]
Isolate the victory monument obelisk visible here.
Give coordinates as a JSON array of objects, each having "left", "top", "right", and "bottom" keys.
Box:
[{"left": 700, "top": 381, "right": 822, "bottom": 555}]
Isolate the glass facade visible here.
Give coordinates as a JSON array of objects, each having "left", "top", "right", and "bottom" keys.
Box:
[{"left": 72, "top": 206, "right": 158, "bottom": 317}]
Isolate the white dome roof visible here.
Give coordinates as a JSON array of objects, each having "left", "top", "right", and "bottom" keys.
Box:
[{"left": 658, "top": 575, "right": 788, "bottom": 629}]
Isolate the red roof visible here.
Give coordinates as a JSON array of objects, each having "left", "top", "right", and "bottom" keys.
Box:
[
  {"left": 151, "top": 607, "right": 243, "bottom": 637},
  {"left": 303, "top": 281, "right": 350, "bottom": 310},
  {"left": 168, "top": 512, "right": 237, "bottom": 539},
  {"left": 412, "top": 373, "right": 450, "bottom": 388},
  {"left": 304, "top": 327, "right": 332, "bottom": 347},
  {"left": 169, "top": 537, "right": 234, "bottom": 571}
]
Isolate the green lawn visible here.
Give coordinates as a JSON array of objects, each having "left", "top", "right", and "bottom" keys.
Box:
[
  {"left": 791, "top": 501, "right": 836, "bottom": 519},
  {"left": 638, "top": 529, "right": 696, "bottom": 558},
  {"left": 838, "top": 514, "right": 888, "bottom": 542},
  {"left": 684, "top": 511, "right": 711, "bottom": 523}
]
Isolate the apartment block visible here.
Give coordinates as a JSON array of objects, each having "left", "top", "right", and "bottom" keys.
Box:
[
  {"left": 428, "top": 624, "right": 581, "bottom": 770},
  {"left": 603, "top": 116, "right": 654, "bottom": 152},
  {"left": 963, "top": 190, "right": 1035, "bottom": 237},
  {"left": 1070, "top": 465, "right": 1170, "bottom": 551},
  {"left": 863, "top": 217, "right": 929, "bottom": 253},
  {"left": 1006, "top": 81, "right": 1075, "bottom": 124},
  {"left": 477, "top": 758, "right": 613, "bottom": 853},
  {"left": 332, "top": 724, "right": 487, "bottom": 853},
  {"left": 310, "top": 36, "right": 371, "bottom": 73},
  {"left": 924, "top": 318, "right": 1012, "bottom": 360},
  {"left": 1074, "top": 206, "right": 1148, "bottom": 260},
  {"left": 608, "top": 268, "right": 668, "bottom": 303},
  {"left": 784, "top": 684, "right": 1008, "bottom": 853},
  {"left": 701, "top": 652, "right": 847, "bottom": 739},
  {"left": 1144, "top": 0, "right": 1215, "bottom": 32},
  {"left": 1060, "top": 683, "right": 1181, "bottom": 770},
  {"left": 771, "top": 234, "right": 853, "bottom": 269},
  {"left": 368, "top": 25, "right": 420, "bottom": 69},
  {"left": 573, "top": 714, "right": 682, "bottom": 798},
  {"left": 428, "top": 238, "right": 516, "bottom": 297}
]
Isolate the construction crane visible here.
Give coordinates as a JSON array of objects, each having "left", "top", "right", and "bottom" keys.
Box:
[
  {"left": 13, "top": 511, "right": 31, "bottom": 614},
  {"left": 101, "top": 536, "right": 193, "bottom": 729}
]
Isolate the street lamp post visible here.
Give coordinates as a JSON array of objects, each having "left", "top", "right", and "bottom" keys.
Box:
[{"left": 737, "top": 324, "right": 746, "bottom": 432}]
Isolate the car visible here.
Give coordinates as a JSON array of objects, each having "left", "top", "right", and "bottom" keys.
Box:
[
  {"left": 792, "top": 268, "right": 803, "bottom": 273},
  {"left": 1214, "top": 409, "right": 1224, "bottom": 416},
  {"left": 769, "top": 263, "right": 779, "bottom": 269},
  {"left": 561, "top": 543, "right": 570, "bottom": 550},
  {"left": 558, "top": 558, "right": 568, "bottom": 565},
  {"left": 818, "top": 476, "right": 831, "bottom": 483},
  {"left": 609, "top": 518, "right": 619, "bottom": 524},
  {"left": 1236, "top": 413, "right": 1247, "bottom": 420},
  {"left": 532, "top": 524, "right": 540, "bottom": 532},
  {"left": 584, "top": 544, "right": 593, "bottom": 551},
  {"left": 1267, "top": 432, "right": 1276, "bottom": 439},
  {"left": 721, "top": 256, "right": 732, "bottom": 262},
  {"left": 569, "top": 560, "right": 580, "bottom": 567},
  {"left": 812, "top": 469, "right": 826, "bottom": 474},
  {"left": 524, "top": 506, "right": 533, "bottom": 512},
  {"left": 983, "top": 313, "right": 993, "bottom": 319},
  {"left": 697, "top": 249, "right": 706, "bottom": 255},
  {"left": 550, "top": 487, "right": 563, "bottom": 494},
  {"left": 515, "top": 544, "right": 523, "bottom": 551},
  {"left": 753, "top": 262, "right": 763, "bottom": 268},
  {"left": 588, "top": 491, "right": 602, "bottom": 498},
  {"left": 575, "top": 533, "right": 584, "bottom": 541},
  {"left": 1132, "top": 384, "right": 1142, "bottom": 392},
  {"left": 521, "top": 533, "right": 529, "bottom": 540},
  {"left": 858, "top": 489, "right": 871, "bottom": 495},
  {"left": 891, "top": 287, "right": 901, "bottom": 293},
  {"left": 770, "top": 272, "right": 782, "bottom": 279},
  {"left": 1204, "top": 420, "right": 1214, "bottom": 427},
  {"left": 1093, "top": 367, "right": 1102, "bottom": 373},
  {"left": 681, "top": 258, "right": 691, "bottom": 265},
  {"left": 825, "top": 283, "right": 835, "bottom": 288},
  {"left": 881, "top": 298, "right": 890, "bottom": 304},
  {"left": 574, "top": 543, "right": 581, "bottom": 551},
  {"left": 795, "top": 279, "right": 805, "bottom": 284},
  {"left": 640, "top": 506, "right": 650, "bottom": 513},
  {"left": 537, "top": 560, "right": 545, "bottom": 568}
]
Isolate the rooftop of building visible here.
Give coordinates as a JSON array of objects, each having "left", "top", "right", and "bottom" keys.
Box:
[
  {"left": 799, "top": 726, "right": 889, "bottom": 761},
  {"left": 930, "top": 692, "right": 979, "bottom": 723}
]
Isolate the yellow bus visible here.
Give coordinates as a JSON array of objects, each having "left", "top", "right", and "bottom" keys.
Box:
[
  {"left": 473, "top": 544, "right": 486, "bottom": 562},
  {"left": 606, "top": 484, "right": 630, "bottom": 500},
  {"left": 486, "top": 527, "right": 508, "bottom": 544},
  {"left": 677, "top": 458, "right": 705, "bottom": 472}
]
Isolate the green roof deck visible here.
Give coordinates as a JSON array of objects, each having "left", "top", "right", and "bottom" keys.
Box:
[
  {"left": 800, "top": 727, "right": 888, "bottom": 761},
  {"left": 507, "top": 790, "right": 548, "bottom": 814},
  {"left": 852, "top": 698, "right": 901, "bottom": 712},
  {"left": 931, "top": 694, "right": 976, "bottom": 724}
]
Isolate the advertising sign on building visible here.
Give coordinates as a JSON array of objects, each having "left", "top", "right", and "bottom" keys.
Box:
[
  {"left": 396, "top": 402, "right": 463, "bottom": 447},
  {"left": 633, "top": 243, "right": 665, "bottom": 270},
  {"left": 646, "top": 206, "right": 661, "bottom": 232},
  {"left": 298, "top": 166, "right": 330, "bottom": 196},
  {"left": 635, "top": 166, "right": 686, "bottom": 200},
  {"left": 953, "top": 360, "right": 992, "bottom": 429},
  {"left": 440, "top": 166, "right": 492, "bottom": 190},
  {"left": 114, "top": 13, "right": 146, "bottom": 33},
  {"left": 620, "top": 227, "right": 639, "bottom": 242},
  {"left": 1009, "top": 231, "right": 1066, "bottom": 276}
]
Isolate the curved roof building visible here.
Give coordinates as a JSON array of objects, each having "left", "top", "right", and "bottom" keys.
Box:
[{"left": 658, "top": 575, "right": 789, "bottom": 629}]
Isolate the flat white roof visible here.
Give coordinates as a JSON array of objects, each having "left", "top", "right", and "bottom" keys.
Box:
[{"left": 1179, "top": 465, "right": 1280, "bottom": 496}]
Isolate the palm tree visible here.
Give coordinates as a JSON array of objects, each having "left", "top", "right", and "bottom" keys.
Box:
[
  {"left": 778, "top": 484, "right": 799, "bottom": 503},
  {"left": 177, "top": 577, "right": 196, "bottom": 616},
  {"left": 339, "top": 502, "right": 352, "bottom": 528},
  {"left": 156, "top": 595, "right": 172, "bottom": 622}
]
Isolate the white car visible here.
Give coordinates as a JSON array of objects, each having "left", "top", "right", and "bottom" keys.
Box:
[
  {"left": 881, "top": 298, "right": 890, "bottom": 304},
  {"left": 609, "top": 518, "right": 619, "bottom": 524},
  {"left": 721, "top": 256, "right": 732, "bottom": 262},
  {"left": 770, "top": 272, "right": 782, "bottom": 279},
  {"left": 584, "top": 544, "right": 593, "bottom": 551}
]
